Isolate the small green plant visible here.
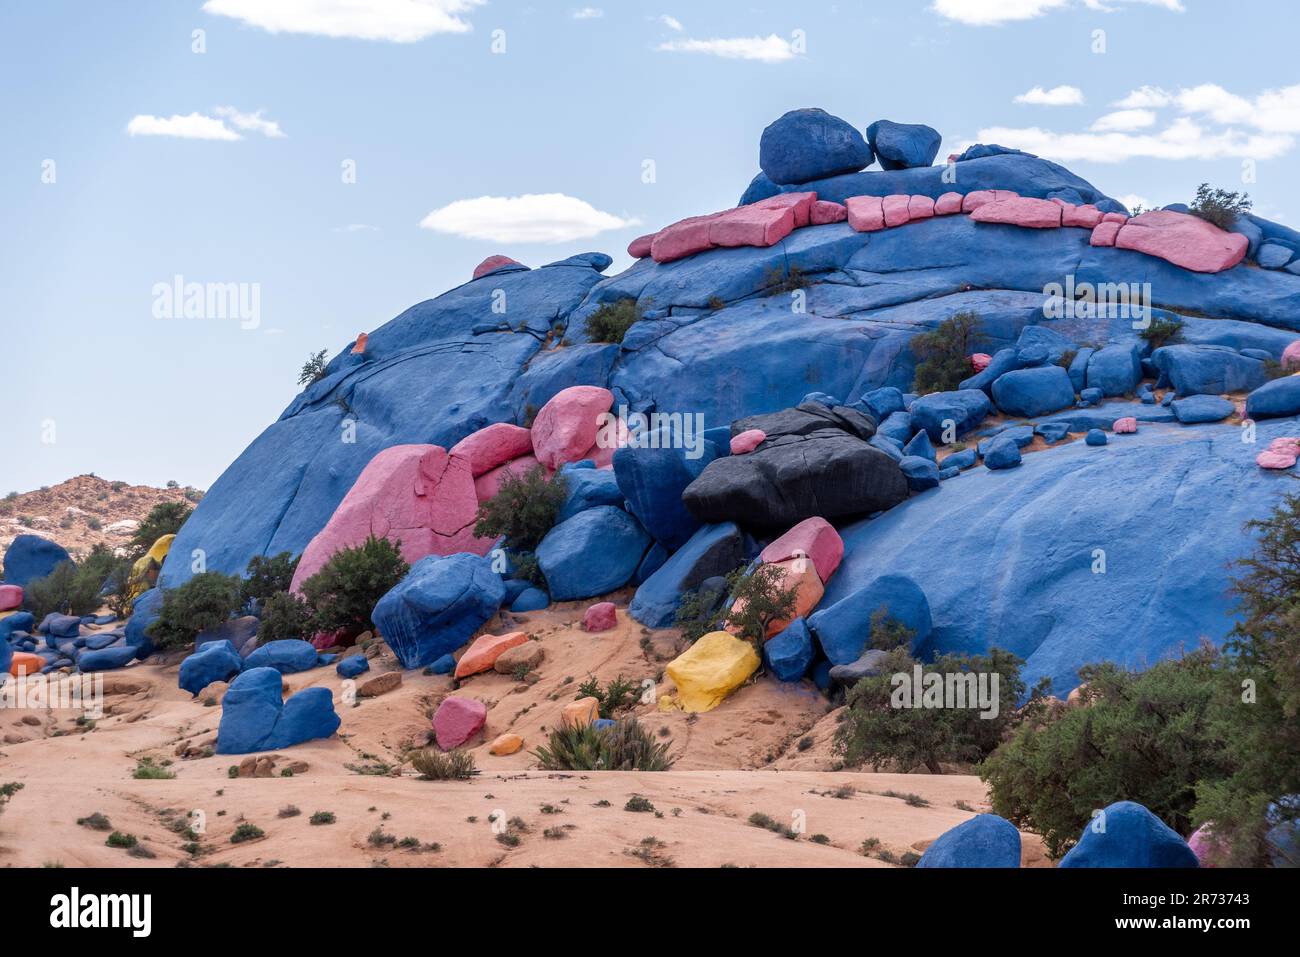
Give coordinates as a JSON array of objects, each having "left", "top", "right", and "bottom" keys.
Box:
[
  {"left": 76, "top": 811, "right": 112, "bottom": 831},
  {"left": 911, "top": 311, "right": 984, "bottom": 395},
  {"left": 309, "top": 811, "right": 336, "bottom": 825},
  {"left": 764, "top": 263, "right": 810, "bottom": 295},
  {"left": 624, "top": 795, "right": 656, "bottom": 813},
  {"left": 532, "top": 718, "right": 674, "bottom": 772},
  {"left": 146, "top": 571, "right": 242, "bottom": 649},
  {"left": 1138, "top": 316, "right": 1185, "bottom": 350},
  {"left": 410, "top": 749, "right": 476, "bottom": 780},
  {"left": 105, "top": 831, "right": 137, "bottom": 849},
  {"left": 230, "top": 823, "right": 265, "bottom": 844},
  {"left": 576, "top": 673, "right": 638, "bottom": 718},
  {"left": 472, "top": 464, "right": 567, "bottom": 553},
  {"left": 299, "top": 535, "right": 409, "bottom": 639},
  {"left": 810, "top": 833, "right": 831, "bottom": 844},
  {"left": 240, "top": 552, "right": 300, "bottom": 605},
  {"left": 367, "top": 827, "right": 396, "bottom": 846},
  {"left": 868, "top": 607, "right": 916, "bottom": 652},
  {"left": 583, "top": 298, "right": 642, "bottom": 344},
  {"left": 1188, "top": 183, "right": 1252, "bottom": 230},
  {"left": 0, "top": 782, "right": 23, "bottom": 819},
  {"left": 298, "top": 348, "right": 329, "bottom": 387},
  {"left": 132, "top": 758, "right": 175, "bottom": 780},
  {"left": 277, "top": 805, "right": 301, "bottom": 818}
]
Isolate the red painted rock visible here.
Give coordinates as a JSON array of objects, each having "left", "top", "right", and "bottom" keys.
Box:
[
  {"left": 1283, "top": 340, "right": 1300, "bottom": 370},
  {"left": 0, "top": 585, "right": 22, "bottom": 612},
  {"left": 311, "top": 629, "right": 347, "bottom": 651},
  {"left": 582, "top": 602, "right": 617, "bottom": 632},
  {"left": 531, "top": 386, "right": 615, "bottom": 470},
  {"left": 1113, "top": 417, "right": 1138, "bottom": 434},
  {"left": 759, "top": 516, "right": 844, "bottom": 584},
  {"left": 451, "top": 423, "right": 534, "bottom": 478},
  {"left": 882, "top": 194, "right": 911, "bottom": 228},
  {"left": 455, "top": 631, "right": 530, "bottom": 679},
  {"left": 971, "top": 353, "right": 992, "bottom": 372},
  {"left": 709, "top": 203, "right": 795, "bottom": 248},
  {"left": 1090, "top": 221, "right": 1121, "bottom": 247},
  {"left": 934, "top": 192, "right": 964, "bottom": 215},
  {"left": 902, "top": 195, "right": 932, "bottom": 221},
  {"left": 1063, "top": 204, "right": 1103, "bottom": 229},
  {"left": 473, "top": 454, "right": 550, "bottom": 502},
  {"left": 290, "top": 445, "right": 491, "bottom": 592},
  {"left": 753, "top": 191, "right": 817, "bottom": 228},
  {"left": 351, "top": 331, "right": 368, "bottom": 354},
  {"left": 1115, "top": 210, "right": 1249, "bottom": 273},
  {"left": 1102, "top": 212, "right": 1129, "bottom": 224},
  {"left": 650, "top": 212, "right": 723, "bottom": 263},
  {"left": 627, "top": 233, "right": 654, "bottom": 258},
  {"left": 729, "top": 428, "right": 766, "bottom": 455},
  {"left": 432, "top": 696, "right": 488, "bottom": 750},
  {"left": 961, "top": 189, "right": 1018, "bottom": 213},
  {"left": 846, "top": 195, "right": 885, "bottom": 232},
  {"left": 473, "top": 255, "right": 524, "bottom": 280},
  {"left": 810, "top": 200, "right": 847, "bottom": 225},
  {"left": 970, "top": 196, "right": 1063, "bottom": 229}
]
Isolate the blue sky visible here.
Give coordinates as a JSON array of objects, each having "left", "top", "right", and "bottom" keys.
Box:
[{"left": 3, "top": 0, "right": 1297, "bottom": 493}]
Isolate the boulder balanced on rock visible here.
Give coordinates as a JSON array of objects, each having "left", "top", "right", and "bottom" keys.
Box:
[{"left": 216, "top": 667, "right": 340, "bottom": 754}]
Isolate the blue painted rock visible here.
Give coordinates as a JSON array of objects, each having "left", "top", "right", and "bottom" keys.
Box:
[
  {"left": 910, "top": 390, "right": 992, "bottom": 441},
  {"left": 1078, "top": 386, "right": 1103, "bottom": 406},
  {"left": 243, "top": 639, "right": 320, "bottom": 675},
  {"left": 77, "top": 644, "right": 137, "bottom": 672},
  {"left": 337, "top": 654, "right": 370, "bottom": 679},
  {"left": 984, "top": 433, "right": 1023, "bottom": 470},
  {"left": 629, "top": 523, "right": 746, "bottom": 628},
  {"left": 429, "top": 652, "right": 457, "bottom": 675},
  {"left": 1246, "top": 375, "right": 1300, "bottom": 419},
  {"left": 1016, "top": 324, "right": 1074, "bottom": 365},
  {"left": 179, "top": 639, "right": 243, "bottom": 696},
  {"left": 992, "top": 366, "right": 1075, "bottom": 418},
  {"left": 1067, "top": 347, "right": 1094, "bottom": 392},
  {"left": 195, "top": 615, "right": 260, "bottom": 657},
  {"left": 764, "top": 618, "right": 816, "bottom": 682},
  {"left": 2, "top": 535, "right": 72, "bottom": 588},
  {"left": 1258, "top": 242, "right": 1293, "bottom": 269},
  {"left": 1059, "top": 801, "right": 1198, "bottom": 868},
  {"left": 738, "top": 171, "right": 781, "bottom": 205},
  {"left": 866, "top": 119, "right": 941, "bottom": 170},
  {"left": 903, "top": 430, "right": 936, "bottom": 461},
  {"left": 827, "top": 648, "right": 890, "bottom": 686},
  {"left": 0, "top": 611, "right": 34, "bottom": 644},
  {"left": 217, "top": 667, "right": 340, "bottom": 754},
  {"left": 613, "top": 441, "right": 717, "bottom": 550},
  {"left": 1171, "top": 394, "right": 1236, "bottom": 424},
  {"left": 635, "top": 542, "right": 670, "bottom": 584},
  {"left": 808, "top": 573, "right": 931, "bottom": 665},
  {"left": 900, "top": 455, "right": 940, "bottom": 491},
  {"left": 556, "top": 465, "right": 624, "bottom": 523},
  {"left": 759, "top": 108, "right": 873, "bottom": 186},
  {"left": 1035, "top": 421, "right": 1071, "bottom": 444},
  {"left": 944, "top": 447, "right": 978, "bottom": 470},
  {"left": 510, "top": 587, "right": 550, "bottom": 611},
  {"left": 1152, "top": 344, "right": 1266, "bottom": 397},
  {"left": 1085, "top": 428, "right": 1107, "bottom": 446},
  {"left": 125, "top": 587, "right": 163, "bottom": 658},
  {"left": 536, "top": 506, "right": 651, "bottom": 601},
  {"left": 40, "top": 613, "right": 82, "bottom": 640},
  {"left": 372, "top": 553, "right": 506, "bottom": 669},
  {"left": 877, "top": 412, "right": 914, "bottom": 444},
  {"left": 917, "top": 814, "right": 1021, "bottom": 868},
  {"left": 870, "top": 434, "right": 904, "bottom": 461},
  {"left": 861, "top": 386, "right": 906, "bottom": 422},
  {"left": 1086, "top": 343, "right": 1143, "bottom": 397}
]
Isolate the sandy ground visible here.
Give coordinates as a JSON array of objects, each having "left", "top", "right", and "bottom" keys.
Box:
[{"left": 0, "top": 598, "right": 1049, "bottom": 869}]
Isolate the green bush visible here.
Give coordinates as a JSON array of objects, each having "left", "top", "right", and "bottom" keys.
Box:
[
  {"left": 576, "top": 674, "right": 639, "bottom": 718},
  {"left": 583, "top": 298, "right": 642, "bottom": 344},
  {"left": 533, "top": 718, "right": 674, "bottom": 771},
  {"left": 0, "top": 782, "right": 21, "bottom": 819},
  {"left": 911, "top": 311, "right": 983, "bottom": 395},
  {"left": 240, "top": 552, "right": 299, "bottom": 605},
  {"left": 1188, "top": 183, "right": 1252, "bottom": 230},
  {"left": 472, "top": 464, "right": 567, "bottom": 552},
  {"left": 257, "top": 590, "right": 312, "bottom": 643},
  {"left": 1138, "top": 316, "right": 1184, "bottom": 350},
  {"left": 298, "top": 349, "right": 328, "bottom": 386},
  {"left": 23, "top": 546, "right": 127, "bottom": 620},
  {"left": 102, "top": 561, "right": 136, "bottom": 622},
  {"left": 720, "top": 563, "right": 799, "bottom": 649},
  {"left": 127, "top": 501, "right": 192, "bottom": 560},
  {"left": 145, "top": 572, "right": 242, "bottom": 650},
  {"left": 410, "top": 749, "right": 476, "bottom": 780},
  {"left": 299, "top": 535, "right": 408, "bottom": 639}
]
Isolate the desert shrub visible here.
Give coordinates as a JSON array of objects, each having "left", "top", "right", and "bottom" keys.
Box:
[
  {"left": 764, "top": 263, "right": 811, "bottom": 295},
  {"left": 145, "top": 572, "right": 242, "bottom": 650},
  {"left": 299, "top": 535, "right": 408, "bottom": 639},
  {"left": 868, "top": 607, "right": 916, "bottom": 652},
  {"left": 23, "top": 562, "right": 97, "bottom": 620},
  {"left": 132, "top": 758, "right": 175, "bottom": 780},
  {"left": 1138, "top": 316, "right": 1184, "bottom": 350},
  {"left": 1188, "top": 183, "right": 1252, "bottom": 230},
  {"left": 77, "top": 811, "right": 111, "bottom": 831},
  {"left": 472, "top": 464, "right": 567, "bottom": 552},
  {"left": 576, "top": 673, "right": 639, "bottom": 718},
  {"left": 105, "top": 831, "right": 137, "bottom": 849},
  {"left": 230, "top": 823, "right": 264, "bottom": 844},
  {"left": 410, "top": 749, "right": 476, "bottom": 781},
  {"left": 240, "top": 552, "right": 299, "bottom": 605},
  {"left": 835, "top": 645, "right": 1025, "bottom": 775},
  {"left": 672, "top": 577, "right": 732, "bottom": 643},
  {"left": 721, "top": 563, "right": 799, "bottom": 648},
  {"left": 257, "top": 590, "right": 311, "bottom": 643},
  {"left": 911, "top": 311, "right": 983, "bottom": 395},
  {"left": 298, "top": 349, "right": 328, "bottom": 386},
  {"left": 102, "top": 561, "right": 137, "bottom": 622},
  {"left": 309, "top": 811, "right": 336, "bottom": 825},
  {"left": 508, "top": 551, "right": 546, "bottom": 588},
  {"left": 533, "top": 718, "right": 674, "bottom": 771},
  {"left": 0, "top": 782, "right": 21, "bottom": 819},
  {"left": 127, "top": 501, "right": 192, "bottom": 560},
  {"left": 583, "top": 298, "right": 641, "bottom": 344}
]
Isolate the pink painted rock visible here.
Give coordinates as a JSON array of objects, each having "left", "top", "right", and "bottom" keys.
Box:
[
  {"left": 531, "top": 386, "right": 615, "bottom": 470},
  {"left": 1257, "top": 436, "right": 1300, "bottom": 470},
  {"left": 971, "top": 353, "right": 992, "bottom": 372},
  {"left": 846, "top": 195, "right": 885, "bottom": 232},
  {"left": 351, "top": 331, "right": 368, "bottom": 355},
  {"left": 578, "top": 413, "right": 629, "bottom": 469},
  {"left": 961, "top": 189, "right": 1018, "bottom": 213},
  {"left": 906, "top": 195, "right": 935, "bottom": 221},
  {"left": 627, "top": 233, "right": 654, "bottom": 259},
  {"left": 473, "top": 454, "right": 549, "bottom": 502},
  {"left": 650, "top": 212, "right": 723, "bottom": 263},
  {"left": 970, "top": 196, "right": 1063, "bottom": 229},
  {"left": 290, "top": 444, "right": 490, "bottom": 593},
  {"left": 582, "top": 601, "right": 617, "bottom": 632},
  {"left": 432, "top": 696, "right": 488, "bottom": 750},
  {"left": 311, "top": 629, "right": 347, "bottom": 651},
  {"left": 709, "top": 203, "right": 795, "bottom": 248},
  {"left": 934, "top": 192, "right": 964, "bottom": 215},
  {"left": 450, "top": 423, "right": 534, "bottom": 478},
  {"left": 1112, "top": 417, "right": 1138, "bottom": 434},
  {"left": 1049, "top": 198, "right": 1071, "bottom": 208},
  {"left": 882, "top": 194, "right": 911, "bottom": 228},
  {"left": 1115, "top": 210, "right": 1249, "bottom": 274},
  {"left": 473, "top": 255, "right": 523, "bottom": 280},
  {"left": 810, "top": 200, "right": 847, "bottom": 225},
  {"left": 0, "top": 585, "right": 22, "bottom": 612},
  {"left": 753, "top": 191, "right": 816, "bottom": 228},
  {"left": 1283, "top": 340, "right": 1300, "bottom": 370},
  {"left": 759, "top": 516, "right": 844, "bottom": 584},
  {"left": 729, "top": 558, "right": 823, "bottom": 639},
  {"left": 1188, "top": 824, "right": 1227, "bottom": 867},
  {"left": 1063, "top": 204, "right": 1103, "bottom": 229},
  {"left": 1102, "top": 212, "right": 1129, "bottom": 224},
  {"left": 1090, "top": 221, "right": 1121, "bottom": 247},
  {"left": 729, "top": 428, "right": 766, "bottom": 455}
]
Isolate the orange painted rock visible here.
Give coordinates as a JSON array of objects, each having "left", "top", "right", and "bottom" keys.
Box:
[
  {"left": 488, "top": 732, "right": 523, "bottom": 756},
  {"left": 729, "top": 558, "right": 824, "bottom": 639},
  {"left": 454, "top": 631, "right": 529, "bottom": 678},
  {"left": 561, "top": 696, "right": 599, "bottom": 728},
  {"left": 9, "top": 651, "right": 44, "bottom": 676}
]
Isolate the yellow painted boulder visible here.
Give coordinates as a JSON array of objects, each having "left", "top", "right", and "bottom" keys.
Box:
[
  {"left": 664, "top": 631, "right": 760, "bottom": 713},
  {"left": 488, "top": 732, "right": 523, "bottom": 755},
  {"left": 561, "top": 696, "right": 599, "bottom": 728},
  {"left": 129, "top": 533, "right": 175, "bottom": 599}
]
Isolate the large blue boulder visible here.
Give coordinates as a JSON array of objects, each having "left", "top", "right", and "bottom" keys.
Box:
[
  {"left": 1171, "top": 394, "right": 1236, "bottom": 424},
  {"left": 77, "top": 644, "right": 137, "bottom": 672},
  {"left": 991, "top": 366, "right": 1075, "bottom": 418},
  {"left": 866, "top": 119, "right": 941, "bottom": 170},
  {"left": 807, "top": 573, "right": 932, "bottom": 665},
  {"left": 2, "top": 534, "right": 72, "bottom": 587},
  {"left": 1016, "top": 324, "right": 1074, "bottom": 365},
  {"left": 860, "top": 386, "right": 906, "bottom": 422},
  {"left": 759, "top": 108, "right": 874, "bottom": 186},
  {"left": 124, "top": 587, "right": 163, "bottom": 658},
  {"left": 765, "top": 618, "right": 816, "bottom": 682},
  {"left": 903, "top": 430, "right": 935, "bottom": 461},
  {"left": 877, "top": 412, "right": 913, "bottom": 444},
  {"left": 738, "top": 171, "right": 781, "bottom": 205},
  {"left": 336, "top": 654, "right": 369, "bottom": 679},
  {"left": 900, "top": 455, "right": 940, "bottom": 491},
  {"left": 613, "top": 441, "right": 717, "bottom": 551},
  {"left": 1151, "top": 344, "right": 1266, "bottom": 397},
  {"left": 40, "top": 613, "right": 82, "bottom": 641},
  {"left": 556, "top": 465, "right": 624, "bottom": 523},
  {"left": 510, "top": 586, "right": 549, "bottom": 611},
  {"left": 372, "top": 553, "right": 506, "bottom": 669},
  {"left": 216, "top": 666, "right": 340, "bottom": 754},
  {"left": 1246, "top": 375, "right": 1300, "bottom": 419},
  {"left": 917, "top": 814, "right": 1021, "bottom": 868},
  {"left": 960, "top": 347, "right": 1021, "bottom": 394},
  {"left": 629, "top": 522, "right": 747, "bottom": 627},
  {"left": 243, "top": 638, "right": 319, "bottom": 675},
  {"left": 536, "top": 506, "right": 651, "bottom": 601},
  {"left": 1059, "top": 801, "right": 1198, "bottom": 868},
  {"left": 0, "top": 610, "right": 35, "bottom": 645},
  {"left": 910, "top": 390, "right": 992, "bottom": 442},
  {"left": 179, "top": 639, "right": 243, "bottom": 696},
  {"left": 1086, "top": 343, "right": 1143, "bottom": 397},
  {"left": 983, "top": 433, "right": 1023, "bottom": 470}
]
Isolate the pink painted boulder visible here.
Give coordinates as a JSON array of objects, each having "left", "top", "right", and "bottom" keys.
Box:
[
  {"left": 882, "top": 194, "right": 911, "bottom": 228},
  {"left": 758, "top": 516, "right": 844, "bottom": 584},
  {"left": 969, "top": 196, "right": 1063, "bottom": 229},
  {"left": 627, "top": 233, "right": 654, "bottom": 258},
  {"left": 846, "top": 195, "right": 885, "bottom": 232},
  {"left": 753, "top": 191, "right": 816, "bottom": 228},
  {"left": 934, "top": 192, "right": 964, "bottom": 215},
  {"left": 473, "top": 454, "right": 549, "bottom": 502},
  {"left": 729, "top": 429, "right": 766, "bottom": 455},
  {"left": 1063, "top": 204, "right": 1103, "bottom": 229},
  {"left": 1102, "top": 212, "right": 1129, "bottom": 224},
  {"left": 531, "top": 386, "right": 615, "bottom": 470},
  {"left": 1283, "top": 340, "right": 1300, "bottom": 370},
  {"left": 971, "top": 353, "right": 992, "bottom": 372},
  {"left": 710, "top": 203, "right": 795, "bottom": 248},
  {"left": 432, "top": 696, "right": 488, "bottom": 750},
  {"left": 1113, "top": 417, "right": 1138, "bottom": 434},
  {"left": 961, "top": 189, "right": 1018, "bottom": 213},
  {"left": 1257, "top": 436, "right": 1300, "bottom": 469},
  {"left": 289, "top": 444, "right": 490, "bottom": 593},
  {"left": 450, "top": 423, "right": 534, "bottom": 478},
  {"left": 1090, "top": 221, "right": 1121, "bottom": 247},
  {"left": 907, "top": 195, "right": 935, "bottom": 221},
  {"left": 0, "top": 584, "right": 22, "bottom": 611},
  {"left": 1115, "top": 210, "right": 1249, "bottom": 274},
  {"left": 473, "top": 255, "right": 523, "bottom": 280},
  {"left": 810, "top": 200, "right": 847, "bottom": 225},
  {"left": 650, "top": 212, "right": 722, "bottom": 263},
  {"left": 582, "top": 601, "right": 617, "bottom": 632}
]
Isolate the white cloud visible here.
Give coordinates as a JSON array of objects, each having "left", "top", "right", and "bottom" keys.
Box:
[
  {"left": 655, "top": 34, "right": 799, "bottom": 63},
  {"left": 419, "top": 194, "right": 639, "bottom": 244},
  {"left": 1014, "top": 85, "right": 1084, "bottom": 106},
  {"left": 213, "top": 106, "right": 286, "bottom": 138},
  {"left": 126, "top": 112, "right": 242, "bottom": 141},
  {"left": 1117, "top": 193, "right": 1152, "bottom": 212},
  {"left": 934, "top": 0, "right": 1181, "bottom": 25},
  {"left": 658, "top": 14, "right": 684, "bottom": 31},
  {"left": 1113, "top": 85, "right": 1173, "bottom": 109},
  {"left": 572, "top": 7, "right": 603, "bottom": 19},
  {"left": 1090, "top": 108, "right": 1156, "bottom": 131},
  {"left": 202, "top": 0, "right": 482, "bottom": 43},
  {"left": 968, "top": 119, "right": 1292, "bottom": 163},
  {"left": 333, "top": 223, "right": 381, "bottom": 233}
]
